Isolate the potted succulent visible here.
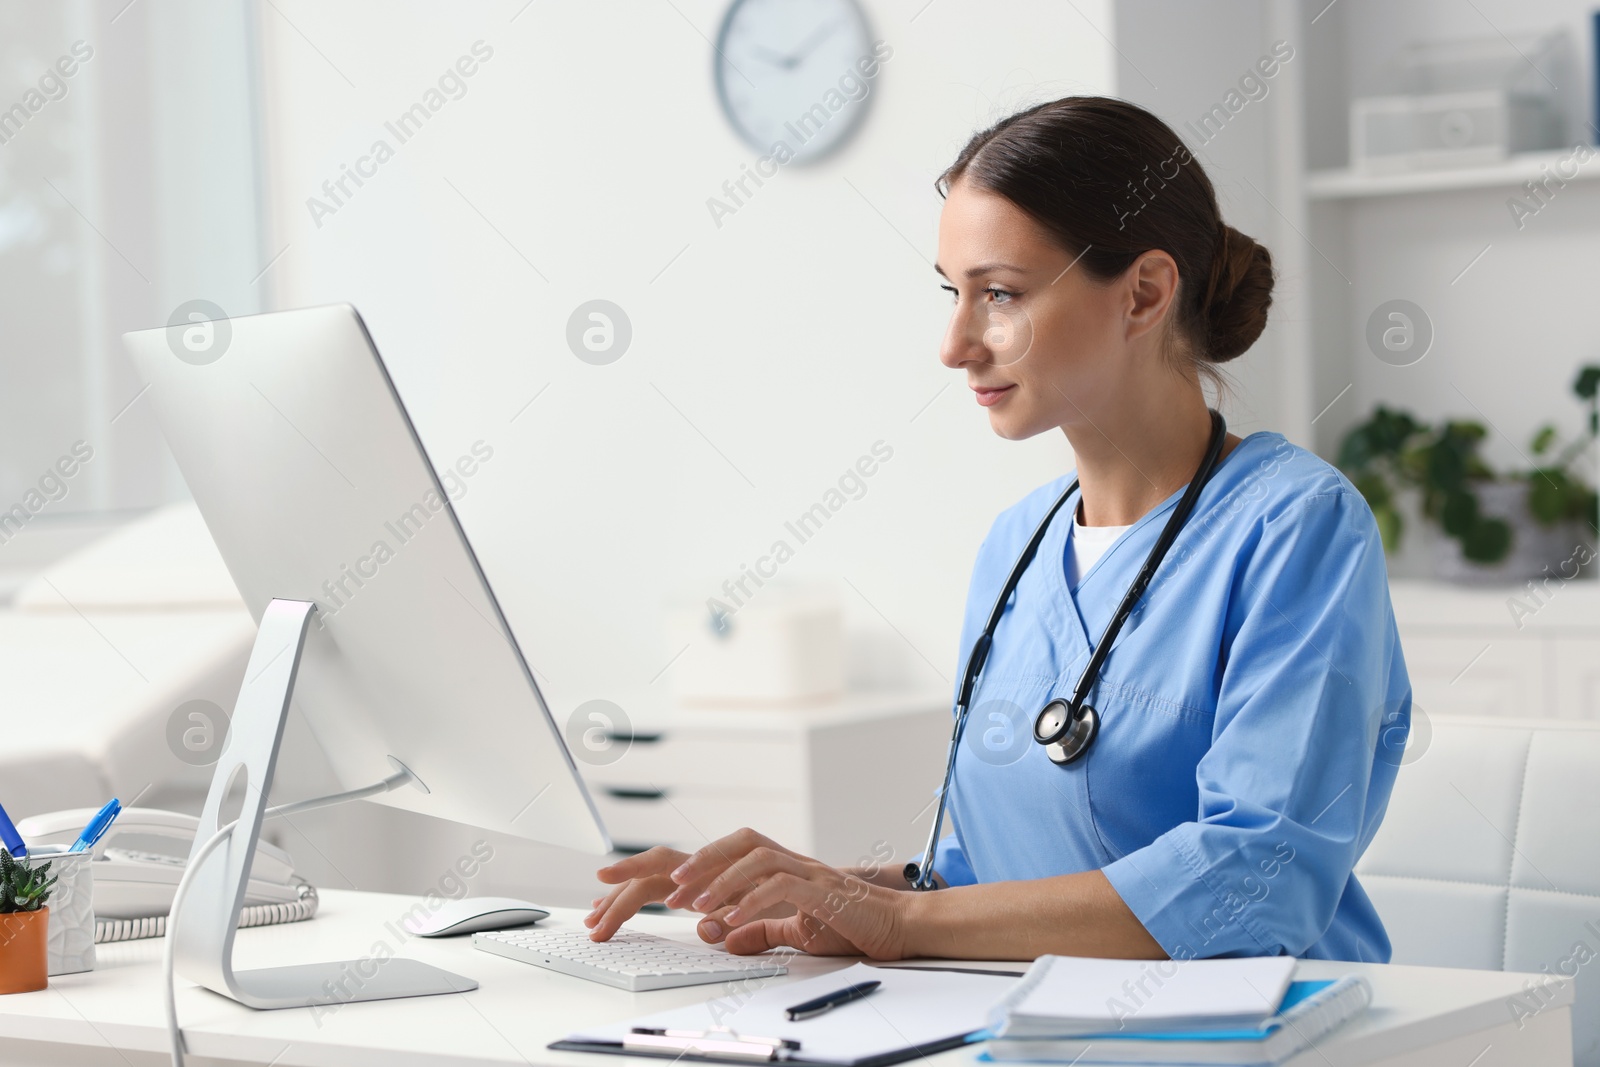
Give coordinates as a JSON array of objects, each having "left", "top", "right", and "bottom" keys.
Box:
[
  {"left": 0, "top": 849, "right": 56, "bottom": 994},
  {"left": 1338, "top": 365, "right": 1599, "bottom": 584}
]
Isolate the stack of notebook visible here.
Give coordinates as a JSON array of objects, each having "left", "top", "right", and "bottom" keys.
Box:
[{"left": 984, "top": 956, "right": 1371, "bottom": 1066}]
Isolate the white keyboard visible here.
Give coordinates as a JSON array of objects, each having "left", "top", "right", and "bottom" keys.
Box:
[{"left": 471, "top": 926, "right": 788, "bottom": 991}]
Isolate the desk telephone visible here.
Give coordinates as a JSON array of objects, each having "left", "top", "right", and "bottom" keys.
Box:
[{"left": 17, "top": 807, "right": 318, "bottom": 943}]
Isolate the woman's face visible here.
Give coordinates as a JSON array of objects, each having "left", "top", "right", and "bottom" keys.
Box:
[{"left": 936, "top": 178, "right": 1166, "bottom": 441}]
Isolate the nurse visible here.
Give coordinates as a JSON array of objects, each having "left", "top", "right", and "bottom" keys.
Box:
[{"left": 587, "top": 96, "right": 1411, "bottom": 963}]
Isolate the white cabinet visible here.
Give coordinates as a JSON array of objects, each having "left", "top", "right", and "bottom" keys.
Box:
[
  {"left": 1552, "top": 638, "right": 1600, "bottom": 720},
  {"left": 1402, "top": 636, "right": 1545, "bottom": 720},
  {"left": 1391, "top": 580, "right": 1600, "bottom": 721},
  {"left": 578, "top": 692, "right": 950, "bottom": 868}
]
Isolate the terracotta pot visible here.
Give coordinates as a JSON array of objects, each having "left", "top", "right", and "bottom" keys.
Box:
[{"left": 0, "top": 908, "right": 49, "bottom": 994}]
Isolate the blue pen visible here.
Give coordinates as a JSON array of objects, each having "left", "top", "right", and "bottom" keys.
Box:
[
  {"left": 69, "top": 799, "right": 122, "bottom": 853},
  {"left": 0, "top": 800, "right": 27, "bottom": 859}
]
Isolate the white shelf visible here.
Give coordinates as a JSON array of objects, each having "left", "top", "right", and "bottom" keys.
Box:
[{"left": 1307, "top": 148, "right": 1600, "bottom": 201}]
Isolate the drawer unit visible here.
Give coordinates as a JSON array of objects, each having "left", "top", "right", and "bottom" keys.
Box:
[
  {"left": 579, "top": 730, "right": 804, "bottom": 792},
  {"left": 593, "top": 788, "right": 806, "bottom": 854},
  {"left": 575, "top": 693, "right": 950, "bottom": 866}
]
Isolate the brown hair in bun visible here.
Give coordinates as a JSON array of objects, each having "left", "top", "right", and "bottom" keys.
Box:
[{"left": 938, "top": 96, "right": 1274, "bottom": 371}]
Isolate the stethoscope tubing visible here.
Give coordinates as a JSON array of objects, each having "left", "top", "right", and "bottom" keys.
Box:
[{"left": 1045, "top": 409, "right": 1229, "bottom": 739}]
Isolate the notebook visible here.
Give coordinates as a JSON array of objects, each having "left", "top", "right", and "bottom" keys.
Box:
[
  {"left": 552, "top": 962, "right": 1020, "bottom": 1066},
  {"left": 984, "top": 976, "right": 1372, "bottom": 1065},
  {"left": 990, "top": 955, "right": 1298, "bottom": 1037}
]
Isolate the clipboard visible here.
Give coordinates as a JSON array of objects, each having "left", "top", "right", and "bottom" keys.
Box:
[{"left": 550, "top": 962, "right": 1020, "bottom": 1066}]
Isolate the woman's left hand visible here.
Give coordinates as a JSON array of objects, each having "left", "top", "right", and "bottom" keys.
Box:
[{"left": 667, "top": 828, "right": 914, "bottom": 959}]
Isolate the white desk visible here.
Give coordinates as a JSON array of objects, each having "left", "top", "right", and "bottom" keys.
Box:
[{"left": 0, "top": 890, "right": 1573, "bottom": 1066}]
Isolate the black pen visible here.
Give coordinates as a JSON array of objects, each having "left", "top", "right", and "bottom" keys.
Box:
[{"left": 784, "top": 980, "right": 881, "bottom": 1021}]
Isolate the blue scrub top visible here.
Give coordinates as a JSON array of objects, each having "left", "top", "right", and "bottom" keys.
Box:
[{"left": 935, "top": 431, "right": 1410, "bottom": 963}]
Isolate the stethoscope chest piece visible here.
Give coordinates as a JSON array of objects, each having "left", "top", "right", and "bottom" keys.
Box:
[{"left": 1034, "top": 698, "right": 1099, "bottom": 765}]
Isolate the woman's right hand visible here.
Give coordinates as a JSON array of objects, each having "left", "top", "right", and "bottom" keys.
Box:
[
  {"left": 584, "top": 845, "right": 691, "bottom": 941},
  {"left": 586, "top": 832, "right": 807, "bottom": 944},
  {"left": 590, "top": 829, "right": 911, "bottom": 957}
]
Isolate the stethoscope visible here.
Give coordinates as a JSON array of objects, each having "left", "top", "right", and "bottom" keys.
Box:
[{"left": 904, "top": 409, "right": 1228, "bottom": 891}]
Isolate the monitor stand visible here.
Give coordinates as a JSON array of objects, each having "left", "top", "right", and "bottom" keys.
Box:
[{"left": 172, "top": 598, "right": 478, "bottom": 1009}]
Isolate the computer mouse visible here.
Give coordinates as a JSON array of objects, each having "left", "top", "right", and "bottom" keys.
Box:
[{"left": 402, "top": 897, "right": 551, "bottom": 937}]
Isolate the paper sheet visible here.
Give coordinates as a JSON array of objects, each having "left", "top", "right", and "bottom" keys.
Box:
[{"left": 563, "top": 962, "right": 1020, "bottom": 1065}]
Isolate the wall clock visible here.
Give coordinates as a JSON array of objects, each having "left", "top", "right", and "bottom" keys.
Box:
[{"left": 713, "top": 0, "right": 877, "bottom": 165}]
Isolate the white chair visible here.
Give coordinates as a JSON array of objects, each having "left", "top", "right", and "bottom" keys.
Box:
[{"left": 1356, "top": 714, "right": 1600, "bottom": 1066}]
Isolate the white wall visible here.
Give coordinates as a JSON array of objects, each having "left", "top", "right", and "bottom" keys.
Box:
[
  {"left": 1110, "top": 0, "right": 1300, "bottom": 441},
  {"left": 255, "top": 1, "right": 1113, "bottom": 736}
]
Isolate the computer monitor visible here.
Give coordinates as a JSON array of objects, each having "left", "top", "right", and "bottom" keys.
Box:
[{"left": 123, "top": 304, "right": 609, "bottom": 1009}]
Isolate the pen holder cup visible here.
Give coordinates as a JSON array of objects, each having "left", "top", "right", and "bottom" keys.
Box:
[{"left": 29, "top": 847, "right": 95, "bottom": 976}]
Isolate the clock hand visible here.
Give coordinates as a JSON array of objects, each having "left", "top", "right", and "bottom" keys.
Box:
[
  {"left": 781, "top": 19, "right": 843, "bottom": 69},
  {"left": 746, "top": 43, "right": 792, "bottom": 67}
]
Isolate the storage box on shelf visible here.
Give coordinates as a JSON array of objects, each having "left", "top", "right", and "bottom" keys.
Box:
[
  {"left": 1350, "top": 92, "right": 1562, "bottom": 174},
  {"left": 578, "top": 691, "right": 949, "bottom": 867}
]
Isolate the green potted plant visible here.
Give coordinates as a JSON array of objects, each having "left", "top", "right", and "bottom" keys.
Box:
[
  {"left": 1338, "top": 365, "right": 1599, "bottom": 583},
  {"left": 0, "top": 849, "right": 56, "bottom": 995}
]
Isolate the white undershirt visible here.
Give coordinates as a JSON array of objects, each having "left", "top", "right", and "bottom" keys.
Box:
[{"left": 1067, "top": 510, "right": 1132, "bottom": 590}]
